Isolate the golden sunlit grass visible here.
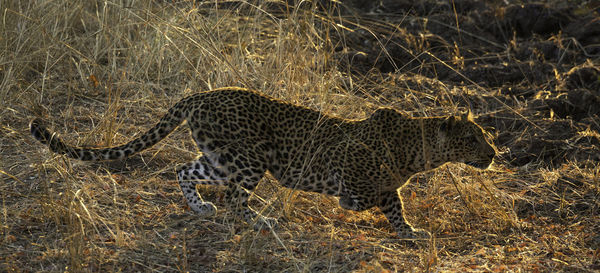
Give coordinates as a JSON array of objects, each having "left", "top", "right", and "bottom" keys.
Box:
[{"left": 1, "top": 0, "right": 599, "bottom": 272}]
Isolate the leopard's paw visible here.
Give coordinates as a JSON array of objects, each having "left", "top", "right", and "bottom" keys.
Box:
[
  {"left": 397, "top": 227, "right": 430, "bottom": 239},
  {"left": 252, "top": 216, "right": 278, "bottom": 231},
  {"left": 190, "top": 201, "right": 217, "bottom": 217}
]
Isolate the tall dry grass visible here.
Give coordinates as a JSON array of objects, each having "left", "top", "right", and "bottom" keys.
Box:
[{"left": 1, "top": 0, "right": 598, "bottom": 272}]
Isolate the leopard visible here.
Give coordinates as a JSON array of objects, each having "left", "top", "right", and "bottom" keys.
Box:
[{"left": 30, "top": 87, "right": 496, "bottom": 238}]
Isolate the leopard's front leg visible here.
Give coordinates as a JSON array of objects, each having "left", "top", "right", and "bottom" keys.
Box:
[
  {"left": 338, "top": 186, "right": 376, "bottom": 211},
  {"left": 334, "top": 171, "right": 377, "bottom": 211},
  {"left": 378, "top": 191, "right": 430, "bottom": 239}
]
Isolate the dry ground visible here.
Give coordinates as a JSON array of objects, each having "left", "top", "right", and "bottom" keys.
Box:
[{"left": 1, "top": 0, "right": 599, "bottom": 272}]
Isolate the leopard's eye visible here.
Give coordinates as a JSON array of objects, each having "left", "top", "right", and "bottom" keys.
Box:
[{"left": 463, "top": 135, "right": 478, "bottom": 142}]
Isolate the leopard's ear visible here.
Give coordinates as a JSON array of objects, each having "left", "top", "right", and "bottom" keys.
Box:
[
  {"left": 440, "top": 116, "right": 457, "bottom": 133},
  {"left": 462, "top": 109, "right": 474, "bottom": 122}
]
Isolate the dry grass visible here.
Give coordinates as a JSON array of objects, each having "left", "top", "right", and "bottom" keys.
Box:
[{"left": 1, "top": 0, "right": 599, "bottom": 272}]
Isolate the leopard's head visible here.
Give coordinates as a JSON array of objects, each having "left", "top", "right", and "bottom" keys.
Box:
[{"left": 437, "top": 112, "right": 496, "bottom": 169}]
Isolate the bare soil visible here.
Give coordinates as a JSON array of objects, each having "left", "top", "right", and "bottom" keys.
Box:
[{"left": 1, "top": 0, "right": 599, "bottom": 272}]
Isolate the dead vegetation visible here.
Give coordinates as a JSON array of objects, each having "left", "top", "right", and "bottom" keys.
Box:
[{"left": 1, "top": 0, "right": 599, "bottom": 272}]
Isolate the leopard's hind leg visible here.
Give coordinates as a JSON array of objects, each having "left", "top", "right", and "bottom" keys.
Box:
[
  {"left": 222, "top": 143, "right": 278, "bottom": 230},
  {"left": 176, "top": 156, "right": 226, "bottom": 216}
]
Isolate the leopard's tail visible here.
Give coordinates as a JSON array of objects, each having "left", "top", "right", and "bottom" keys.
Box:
[{"left": 30, "top": 99, "right": 188, "bottom": 161}]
